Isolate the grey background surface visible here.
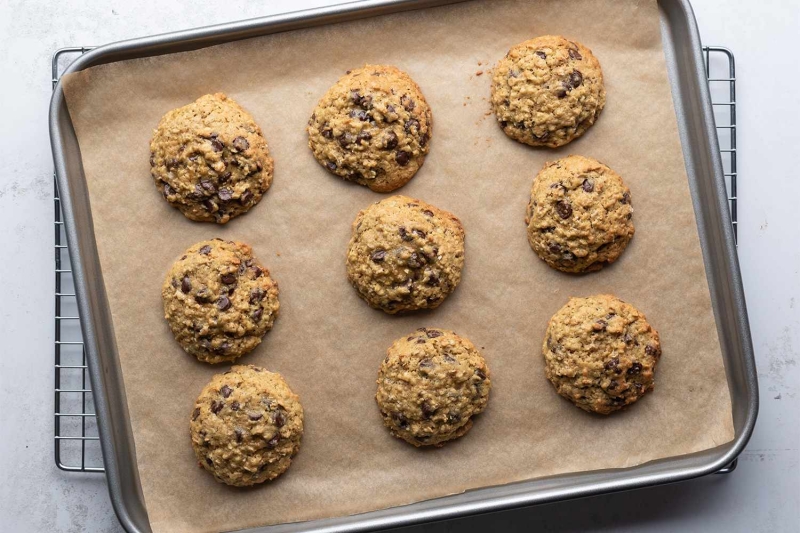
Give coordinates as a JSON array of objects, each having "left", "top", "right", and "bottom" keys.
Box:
[{"left": 0, "top": 0, "right": 797, "bottom": 531}]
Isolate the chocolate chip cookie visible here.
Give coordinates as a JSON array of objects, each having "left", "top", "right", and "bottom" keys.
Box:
[
  {"left": 525, "top": 155, "right": 634, "bottom": 273},
  {"left": 307, "top": 65, "right": 432, "bottom": 192},
  {"left": 346, "top": 196, "right": 465, "bottom": 314},
  {"left": 190, "top": 365, "right": 303, "bottom": 486},
  {"left": 162, "top": 239, "right": 279, "bottom": 364},
  {"left": 150, "top": 93, "right": 274, "bottom": 223},
  {"left": 376, "top": 328, "right": 491, "bottom": 447},
  {"left": 543, "top": 295, "right": 661, "bottom": 415},
  {"left": 491, "top": 36, "right": 605, "bottom": 148}
]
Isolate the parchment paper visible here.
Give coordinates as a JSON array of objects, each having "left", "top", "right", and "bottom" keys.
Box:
[{"left": 61, "top": 1, "right": 734, "bottom": 531}]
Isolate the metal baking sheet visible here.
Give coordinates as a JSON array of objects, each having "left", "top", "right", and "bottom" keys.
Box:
[{"left": 49, "top": 1, "right": 757, "bottom": 531}]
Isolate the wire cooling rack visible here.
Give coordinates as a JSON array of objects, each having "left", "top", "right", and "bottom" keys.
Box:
[{"left": 51, "top": 46, "right": 739, "bottom": 473}]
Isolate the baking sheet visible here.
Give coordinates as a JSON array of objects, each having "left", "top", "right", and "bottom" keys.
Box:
[{"left": 61, "top": 0, "right": 734, "bottom": 531}]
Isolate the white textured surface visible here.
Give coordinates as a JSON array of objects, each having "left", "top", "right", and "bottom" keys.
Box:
[{"left": 0, "top": 0, "right": 797, "bottom": 531}]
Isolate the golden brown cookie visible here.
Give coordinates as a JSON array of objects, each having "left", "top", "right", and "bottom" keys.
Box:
[
  {"left": 346, "top": 195, "right": 465, "bottom": 314},
  {"left": 543, "top": 295, "right": 661, "bottom": 415},
  {"left": 307, "top": 65, "right": 432, "bottom": 192},
  {"left": 491, "top": 36, "right": 605, "bottom": 148},
  {"left": 162, "top": 239, "right": 279, "bottom": 364},
  {"left": 525, "top": 155, "right": 634, "bottom": 273},
  {"left": 190, "top": 365, "right": 303, "bottom": 486},
  {"left": 376, "top": 328, "right": 491, "bottom": 447},
  {"left": 150, "top": 93, "right": 274, "bottom": 223}
]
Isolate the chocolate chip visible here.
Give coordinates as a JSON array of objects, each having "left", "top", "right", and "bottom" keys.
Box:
[
  {"left": 627, "top": 361, "right": 642, "bottom": 375},
  {"left": 426, "top": 329, "right": 442, "bottom": 338},
  {"left": 350, "top": 90, "right": 363, "bottom": 106},
  {"left": 569, "top": 70, "right": 584, "bottom": 88},
  {"left": 252, "top": 307, "right": 263, "bottom": 322},
  {"left": 240, "top": 190, "right": 253, "bottom": 205},
  {"left": 180, "top": 276, "right": 191, "bottom": 293},
  {"left": 166, "top": 158, "right": 179, "bottom": 169},
  {"left": 210, "top": 401, "right": 224, "bottom": 414},
  {"left": 608, "top": 380, "right": 618, "bottom": 391},
  {"left": 217, "top": 188, "right": 232, "bottom": 202},
  {"left": 423, "top": 209, "right": 434, "bottom": 217},
  {"left": 421, "top": 402, "right": 436, "bottom": 419},
  {"left": 202, "top": 201, "right": 217, "bottom": 216},
  {"left": 214, "top": 342, "right": 231, "bottom": 355},
  {"left": 247, "top": 411, "right": 263, "bottom": 421},
  {"left": 582, "top": 179, "right": 594, "bottom": 192},
  {"left": 217, "top": 295, "right": 231, "bottom": 311},
  {"left": 395, "top": 150, "right": 411, "bottom": 166},
  {"left": 220, "top": 171, "right": 232, "bottom": 182},
  {"left": 548, "top": 243, "right": 562, "bottom": 255},
  {"left": 400, "top": 94, "right": 415, "bottom": 111},
  {"left": 416, "top": 338, "right": 426, "bottom": 344},
  {"left": 230, "top": 401, "right": 240, "bottom": 411},
  {"left": 621, "top": 191, "right": 631, "bottom": 205},
  {"left": 593, "top": 319, "right": 608, "bottom": 331},
  {"left": 200, "top": 180, "right": 216, "bottom": 194},
  {"left": 357, "top": 131, "right": 372, "bottom": 143},
  {"left": 349, "top": 109, "right": 370, "bottom": 121},
  {"left": 272, "top": 410, "right": 286, "bottom": 427},
  {"left": 338, "top": 132, "right": 357, "bottom": 148},
  {"left": 404, "top": 118, "right": 420, "bottom": 133},
  {"left": 220, "top": 385, "right": 233, "bottom": 398},
  {"left": 645, "top": 344, "right": 659, "bottom": 357},
  {"left": 321, "top": 128, "right": 333, "bottom": 139},
  {"left": 192, "top": 407, "right": 201, "bottom": 421},
  {"left": 556, "top": 86, "right": 568, "bottom": 99},
  {"left": 206, "top": 457, "right": 213, "bottom": 466},
  {"left": 407, "top": 252, "right": 425, "bottom": 269},
  {"left": 210, "top": 138, "right": 224, "bottom": 152},
  {"left": 569, "top": 48, "right": 583, "bottom": 60},
  {"left": 384, "top": 130, "right": 399, "bottom": 150},
  {"left": 535, "top": 50, "right": 546, "bottom": 59},
  {"left": 508, "top": 70, "right": 520, "bottom": 78},
  {"left": 251, "top": 266, "right": 263, "bottom": 278},
  {"left": 475, "top": 368, "right": 487, "bottom": 380},
  {"left": 247, "top": 288, "right": 264, "bottom": 304},
  {"left": 195, "top": 288, "right": 212, "bottom": 304},
  {"left": 393, "top": 413, "right": 409, "bottom": 429},
  {"left": 163, "top": 183, "right": 175, "bottom": 198},
  {"left": 232, "top": 136, "right": 249, "bottom": 152},
  {"left": 624, "top": 333, "right": 634, "bottom": 345},
  {"left": 149, "top": 154, "right": 156, "bottom": 167},
  {"left": 419, "top": 358, "right": 434, "bottom": 368},
  {"left": 500, "top": 120, "right": 508, "bottom": 128},
  {"left": 605, "top": 357, "right": 620, "bottom": 372},
  {"left": 426, "top": 273, "right": 440, "bottom": 286},
  {"left": 220, "top": 273, "right": 236, "bottom": 285},
  {"left": 267, "top": 435, "right": 280, "bottom": 448},
  {"left": 555, "top": 200, "right": 573, "bottom": 220},
  {"left": 398, "top": 226, "right": 412, "bottom": 241},
  {"left": 447, "top": 412, "right": 460, "bottom": 424},
  {"left": 234, "top": 428, "right": 244, "bottom": 443},
  {"left": 371, "top": 250, "right": 386, "bottom": 263}
]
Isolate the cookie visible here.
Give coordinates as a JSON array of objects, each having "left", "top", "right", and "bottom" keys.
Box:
[
  {"left": 376, "top": 328, "right": 491, "bottom": 447},
  {"left": 491, "top": 36, "right": 605, "bottom": 148},
  {"left": 346, "top": 195, "right": 465, "bottom": 314},
  {"left": 525, "top": 155, "right": 634, "bottom": 273},
  {"left": 307, "top": 65, "right": 432, "bottom": 192},
  {"left": 190, "top": 365, "right": 303, "bottom": 486},
  {"left": 543, "top": 295, "right": 661, "bottom": 415},
  {"left": 150, "top": 93, "right": 274, "bottom": 223},
  {"left": 162, "top": 239, "right": 279, "bottom": 364}
]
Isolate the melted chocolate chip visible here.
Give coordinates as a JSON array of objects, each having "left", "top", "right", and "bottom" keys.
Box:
[
  {"left": 426, "top": 329, "right": 442, "bottom": 338},
  {"left": 210, "top": 401, "right": 224, "bottom": 414},
  {"left": 252, "top": 307, "right": 263, "bottom": 322},
  {"left": 395, "top": 150, "right": 411, "bottom": 166},
  {"left": 181, "top": 276, "right": 192, "bottom": 293},
  {"left": 627, "top": 362, "right": 643, "bottom": 375},
  {"left": 210, "top": 138, "right": 224, "bottom": 152},
  {"left": 556, "top": 200, "right": 573, "bottom": 219},
  {"left": 221, "top": 273, "right": 236, "bottom": 285},
  {"left": 232, "top": 136, "right": 249, "bottom": 152},
  {"left": 217, "top": 295, "right": 231, "bottom": 311},
  {"left": 535, "top": 50, "right": 546, "bottom": 59},
  {"left": 220, "top": 385, "right": 233, "bottom": 398},
  {"left": 199, "top": 245, "right": 212, "bottom": 255},
  {"left": 272, "top": 410, "right": 286, "bottom": 428},
  {"left": 240, "top": 190, "right": 253, "bottom": 205},
  {"left": 569, "top": 70, "right": 583, "bottom": 88},
  {"left": 404, "top": 118, "right": 420, "bottom": 133},
  {"left": 582, "top": 179, "right": 594, "bottom": 192},
  {"left": 247, "top": 411, "right": 263, "bottom": 421},
  {"left": 569, "top": 48, "right": 583, "bottom": 60},
  {"left": 217, "top": 188, "right": 232, "bottom": 202}
]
